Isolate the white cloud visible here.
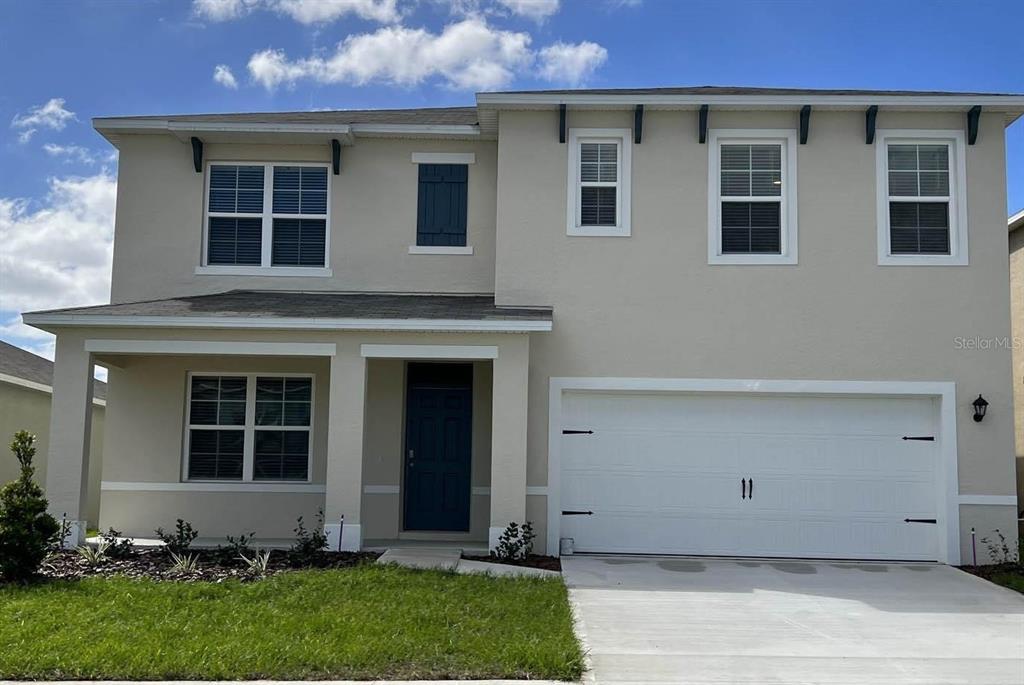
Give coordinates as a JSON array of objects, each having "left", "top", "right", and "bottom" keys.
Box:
[
  {"left": 248, "top": 17, "right": 534, "bottom": 90},
  {"left": 11, "top": 98, "right": 76, "bottom": 143},
  {"left": 272, "top": 0, "right": 401, "bottom": 23},
  {"left": 191, "top": 0, "right": 259, "bottom": 21},
  {"left": 537, "top": 40, "right": 607, "bottom": 85},
  {"left": 193, "top": 0, "right": 400, "bottom": 23},
  {"left": 213, "top": 64, "right": 239, "bottom": 89},
  {"left": 0, "top": 171, "right": 115, "bottom": 373},
  {"left": 0, "top": 172, "right": 116, "bottom": 317},
  {"left": 42, "top": 143, "right": 115, "bottom": 165},
  {"left": 495, "top": 0, "right": 559, "bottom": 21}
]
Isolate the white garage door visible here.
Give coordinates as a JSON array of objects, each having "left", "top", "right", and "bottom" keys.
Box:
[{"left": 559, "top": 391, "right": 941, "bottom": 561}]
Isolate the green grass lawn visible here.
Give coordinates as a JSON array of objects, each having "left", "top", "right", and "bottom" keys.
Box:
[
  {"left": 0, "top": 564, "right": 584, "bottom": 681},
  {"left": 987, "top": 570, "right": 1024, "bottom": 594}
]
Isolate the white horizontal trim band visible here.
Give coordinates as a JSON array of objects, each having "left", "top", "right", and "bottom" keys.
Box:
[
  {"left": 29, "top": 314, "right": 552, "bottom": 333},
  {"left": 101, "top": 481, "right": 326, "bottom": 493},
  {"left": 411, "top": 152, "right": 476, "bottom": 164},
  {"left": 84, "top": 340, "right": 337, "bottom": 357},
  {"left": 958, "top": 495, "right": 1018, "bottom": 506},
  {"left": 361, "top": 344, "right": 498, "bottom": 359}
]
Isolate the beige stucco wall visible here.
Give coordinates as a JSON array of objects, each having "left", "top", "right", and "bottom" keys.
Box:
[
  {"left": 91, "top": 328, "right": 513, "bottom": 543},
  {"left": 0, "top": 382, "right": 103, "bottom": 526},
  {"left": 1011, "top": 227, "right": 1024, "bottom": 535},
  {"left": 109, "top": 135, "right": 497, "bottom": 303},
  {"left": 495, "top": 108, "right": 1017, "bottom": 557},
  {"left": 100, "top": 354, "right": 329, "bottom": 539}
]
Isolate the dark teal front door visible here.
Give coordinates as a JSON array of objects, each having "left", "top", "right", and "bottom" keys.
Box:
[{"left": 403, "top": 363, "right": 472, "bottom": 531}]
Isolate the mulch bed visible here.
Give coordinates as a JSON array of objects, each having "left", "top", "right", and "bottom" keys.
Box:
[
  {"left": 36, "top": 548, "right": 381, "bottom": 584},
  {"left": 959, "top": 562, "right": 1023, "bottom": 583},
  {"left": 463, "top": 554, "right": 561, "bottom": 572}
]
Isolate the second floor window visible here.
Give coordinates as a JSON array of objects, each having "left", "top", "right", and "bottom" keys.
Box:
[
  {"left": 875, "top": 130, "right": 967, "bottom": 266},
  {"left": 204, "top": 163, "right": 329, "bottom": 270},
  {"left": 567, "top": 128, "right": 632, "bottom": 237},
  {"left": 416, "top": 163, "right": 468, "bottom": 247},
  {"left": 708, "top": 130, "right": 798, "bottom": 265}
]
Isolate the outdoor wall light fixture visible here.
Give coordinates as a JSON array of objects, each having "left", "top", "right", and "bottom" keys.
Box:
[{"left": 972, "top": 394, "right": 989, "bottom": 422}]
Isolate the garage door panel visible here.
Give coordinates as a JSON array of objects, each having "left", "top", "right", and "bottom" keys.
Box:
[{"left": 559, "top": 390, "right": 940, "bottom": 561}]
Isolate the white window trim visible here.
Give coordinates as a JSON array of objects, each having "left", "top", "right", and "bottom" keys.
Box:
[
  {"left": 566, "top": 128, "right": 632, "bottom": 237},
  {"left": 875, "top": 130, "right": 968, "bottom": 266},
  {"left": 182, "top": 371, "right": 314, "bottom": 484},
  {"left": 201, "top": 161, "right": 332, "bottom": 271},
  {"left": 407, "top": 245, "right": 474, "bottom": 255},
  {"left": 410, "top": 152, "right": 476, "bottom": 164},
  {"left": 707, "top": 129, "right": 798, "bottom": 265}
]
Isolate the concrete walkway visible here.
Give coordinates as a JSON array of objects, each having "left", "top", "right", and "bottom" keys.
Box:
[
  {"left": 563, "top": 556, "right": 1024, "bottom": 685},
  {"left": 377, "top": 547, "right": 559, "bottom": 578}
]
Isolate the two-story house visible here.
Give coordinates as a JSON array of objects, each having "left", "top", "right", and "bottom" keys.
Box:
[{"left": 25, "top": 86, "right": 1024, "bottom": 563}]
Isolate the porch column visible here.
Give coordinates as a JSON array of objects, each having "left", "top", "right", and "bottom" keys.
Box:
[
  {"left": 324, "top": 345, "right": 366, "bottom": 551},
  {"left": 45, "top": 332, "right": 94, "bottom": 548},
  {"left": 489, "top": 335, "right": 530, "bottom": 550}
]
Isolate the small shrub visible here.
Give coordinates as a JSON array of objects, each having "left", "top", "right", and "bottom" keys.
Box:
[
  {"left": 99, "top": 527, "right": 136, "bottom": 560},
  {"left": 980, "top": 529, "right": 1021, "bottom": 565},
  {"left": 220, "top": 531, "right": 256, "bottom": 559},
  {"left": 290, "top": 509, "right": 327, "bottom": 565},
  {"left": 76, "top": 541, "right": 109, "bottom": 567},
  {"left": 0, "top": 431, "right": 60, "bottom": 581},
  {"left": 154, "top": 519, "right": 198, "bottom": 555},
  {"left": 168, "top": 551, "right": 200, "bottom": 574},
  {"left": 493, "top": 521, "right": 535, "bottom": 562},
  {"left": 240, "top": 548, "right": 272, "bottom": 579}
]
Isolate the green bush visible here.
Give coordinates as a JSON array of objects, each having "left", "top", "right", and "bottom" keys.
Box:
[{"left": 0, "top": 431, "right": 60, "bottom": 582}]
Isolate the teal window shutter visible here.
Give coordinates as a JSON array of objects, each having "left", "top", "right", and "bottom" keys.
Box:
[{"left": 416, "top": 164, "right": 467, "bottom": 246}]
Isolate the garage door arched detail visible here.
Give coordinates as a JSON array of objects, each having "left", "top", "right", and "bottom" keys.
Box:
[{"left": 547, "top": 378, "right": 960, "bottom": 564}]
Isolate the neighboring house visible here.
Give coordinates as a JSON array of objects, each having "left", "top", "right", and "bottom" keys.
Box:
[
  {"left": 22, "top": 86, "right": 1024, "bottom": 564},
  {"left": 0, "top": 341, "right": 105, "bottom": 526},
  {"left": 1010, "top": 208, "right": 1024, "bottom": 538}
]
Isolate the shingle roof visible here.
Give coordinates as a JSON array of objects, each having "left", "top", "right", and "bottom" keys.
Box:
[
  {"left": 486, "top": 85, "right": 1022, "bottom": 97},
  {"left": 0, "top": 340, "right": 106, "bottom": 400},
  {"left": 94, "top": 106, "right": 479, "bottom": 126},
  {"left": 27, "top": 291, "right": 551, "bottom": 325}
]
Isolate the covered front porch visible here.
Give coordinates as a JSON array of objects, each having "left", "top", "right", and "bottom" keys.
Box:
[{"left": 23, "top": 292, "right": 551, "bottom": 553}]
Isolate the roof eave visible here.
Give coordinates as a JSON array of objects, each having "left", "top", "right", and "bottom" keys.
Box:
[
  {"left": 93, "top": 118, "right": 486, "bottom": 146},
  {"left": 1010, "top": 209, "right": 1024, "bottom": 233},
  {"left": 22, "top": 313, "right": 552, "bottom": 334}
]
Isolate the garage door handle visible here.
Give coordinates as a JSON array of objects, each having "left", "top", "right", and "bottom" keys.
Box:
[
  {"left": 748, "top": 478, "right": 753, "bottom": 500},
  {"left": 741, "top": 478, "right": 747, "bottom": 500}
]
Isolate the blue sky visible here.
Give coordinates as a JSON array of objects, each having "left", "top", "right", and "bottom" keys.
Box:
[{"left": 1, "top": 0, "right": 1022, "bottom": 360}]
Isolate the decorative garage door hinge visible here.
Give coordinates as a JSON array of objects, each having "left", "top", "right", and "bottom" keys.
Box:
[
  {"left": 901, "top": 436, "right": 935, "bottom": 441},
  {"left": 904, "top": 518, "right": 937, "bottom": 524},
  {"left": 562, "top": 510, "right": 594, "bottom": 516},
  {"left": 562, "top": 429, "right": 594, "bottom": 434}
]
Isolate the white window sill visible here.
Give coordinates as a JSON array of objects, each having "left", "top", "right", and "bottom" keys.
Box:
[
  {"left": 408, "top": 245, "right": 474, "bottom": 255},
  {"left": 877, "top": 254, "right": 968, "bottom": 266},
  {"left": 709, "top": 253, "right": 798, "bottom": 265},
  {"left": 567, "top": 226, "right": 631, "bottom": 238},
  {"left": 195, "top": 265, "right": 333, "bottom": 277}
]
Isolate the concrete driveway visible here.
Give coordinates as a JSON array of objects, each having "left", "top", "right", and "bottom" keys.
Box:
[{"left": 562, "top": 556, "right": 1024, "bottom": 685}]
